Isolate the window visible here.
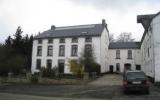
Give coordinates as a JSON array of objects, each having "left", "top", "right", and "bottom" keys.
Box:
[
  {"left": 36, "top": 59, "right": 41, "bottom": 69},
  {"left": 85, "top": 37, "right": 92, "bottom": 42},
  {"left": 85, "top": 44, "right": 92, "bottom": 56},
  {"left": 37, "top": 46, "right": 42, "bottom": 56},
  {"left": 116, "top": 50, "right": 120, "bottom": 59},
  {"left": 47, "top": 46, "right": 53, "bottom": 56},
  {"left": 71, "top": 45, "right": 78, "bottom": 56},
  {"left": 72, "top": 37, "right": 78, "bottom": 43},
  {"left": 48, "top": 39, "right": 53, "bottom": 43},
  {"left": 128, "top": 50, "right": 132, "bottom": 59},
  {"left": 59, "top": 38, "right": 65, "bottom": 43},
  {"left": 116, "top": 63, "right": 120, "bottom": 72},
  {"left": 148, "top": 48, "right": 150, "bottom": 57},
  {"left": 46, "top": 59, "right": 52, "bottom": 69},
  {"left": 59, "top": 45, "right": 65, "bottom": 56},
  {"left": 38, "top": 40, "right": 42, "bottom": 44},
  {"left": 136, "top": 65, "right": 141, "bottom": 70}
]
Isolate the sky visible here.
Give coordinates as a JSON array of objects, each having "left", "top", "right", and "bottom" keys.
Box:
[{"left": 0, "top": 0, "right": 160, "bottom": 43}]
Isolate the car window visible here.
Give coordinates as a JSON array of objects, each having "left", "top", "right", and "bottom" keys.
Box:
[{"left": 127, "top": 72, "right": 146, "bottom": 79}]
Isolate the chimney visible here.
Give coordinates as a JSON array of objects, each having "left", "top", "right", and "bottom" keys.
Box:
[
  {"left": 51, "top": 25, "right": 56, "bottom": 30},
  {"left": 102, "top": 19, "right": 106, "bottom": 25}
]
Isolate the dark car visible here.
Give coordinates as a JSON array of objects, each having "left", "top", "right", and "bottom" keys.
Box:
[{"left": 123, "top": 70, "right": 150, "bottom": 94}]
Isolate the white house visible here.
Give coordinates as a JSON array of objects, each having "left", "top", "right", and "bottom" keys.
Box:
[
  {"left": 108, "top": 42, "right": 141, "bottom": 73},
  {"left": 31, "top": 20, "right": 109, "bottom": 74},
  {"left": 137, "top": 12, "right": 160, "bottom": 82}
]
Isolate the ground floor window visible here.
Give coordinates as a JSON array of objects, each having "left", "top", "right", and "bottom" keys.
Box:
[
  {"left": 58, "top": 60, "right": 65, "bottom": 73},
  {"left": 36, "top": 59, "right": 41, "bottom": 69},
  {"left": 124, "top": 63, "right": 131, "bottom": 71},
  {"left": 46, "top": 59, "right": 52, "bottom": 69},
  {"left": 136, "top": 65, "right": 141, "bottom": 70},
  {"left": 116, "top": 63, "right": 120, "bottom": 72}
]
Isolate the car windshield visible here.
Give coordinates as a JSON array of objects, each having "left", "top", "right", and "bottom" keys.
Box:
[{"left": 127, "top": 72, "right": 146, "bottom": 80}]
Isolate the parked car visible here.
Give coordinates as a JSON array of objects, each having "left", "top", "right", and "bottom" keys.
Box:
[{"left": 123, "top": 70, "right": 150, "bottom": 94}]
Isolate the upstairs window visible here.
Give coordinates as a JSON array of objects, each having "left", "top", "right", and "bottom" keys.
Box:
[
  {"left": 116, "top": 50, "right": 120, "bottom": 59},
  {"left": 47, "top": 46, "right": 53, "bottom": 56},
  {"left": 72, "top": 37, "right": 78, "bottom": 43},
  {"left": 128, "top": 50, "right": 132, "bottom": 59},
  {"left": 48, "top": 39, "right": 53, "bottom": 44},
  {"left": 37, "top": 46, "right": 42, "bottom": 56},
  {"left": 71, "top": 45, "right": 78, "bottom": 56},
  {"left": 85, "top": 37, "right": 92, "bottom": 42},
  {"left": 59, "top": 38, "right": 65, "bottom": 43},
  {"left": 38, "top": 40, "right": 42, "bottom": 44},
  {"left": 59, "top": 45, "right": 65, "bottom": 56}
]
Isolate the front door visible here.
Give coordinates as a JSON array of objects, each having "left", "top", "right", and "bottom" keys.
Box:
[
  {"left": 109, "top": 65, "right": 114, "bottom": 73},
  {"left": 58, "top": 60, "right": 64, "bottom": 73}
]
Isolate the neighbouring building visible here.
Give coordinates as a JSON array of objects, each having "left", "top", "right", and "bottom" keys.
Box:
[
  {"left": 137, "top": 12, "right": 160, "bottom": 82},
  {"left": 31, "top": 20, "right": 109, "bottom": 74},
  {"left": 108, "top": 42, "right": 141, "bottom": 73}
]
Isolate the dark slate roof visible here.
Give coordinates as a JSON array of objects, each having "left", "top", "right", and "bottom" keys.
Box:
[
  {"left": 109, "top": 42, "right": 140, "bottom": 49},
  {"left": 34, "top": 24, "right": 106, "bottom": 39},
  {"left": 137, "top": 14, "right": 155, "bottom": 30}
]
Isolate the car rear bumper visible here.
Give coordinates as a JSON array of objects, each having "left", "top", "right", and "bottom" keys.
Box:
[{"left": 124, "top": 85, "right": 149, "bottom": 91}]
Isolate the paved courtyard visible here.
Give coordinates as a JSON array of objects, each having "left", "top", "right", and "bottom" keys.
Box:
[
  {"left": 1, "top": 74, "right": 160, "bottom": 100},
  {"left": 89, "top": 74, "right": 122, "bottom": 86}
]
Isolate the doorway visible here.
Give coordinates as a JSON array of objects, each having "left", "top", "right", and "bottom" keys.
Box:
[
  {"left": 109, "top": 65, "right": 114, "bottom": 73},
  {"left": 58, "top": 60, "right": 65, "bottom": 73}
]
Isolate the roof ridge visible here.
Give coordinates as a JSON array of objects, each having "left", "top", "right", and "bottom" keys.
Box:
[{"left": 54, "top": 23, "right": 101, "bottom": 30}]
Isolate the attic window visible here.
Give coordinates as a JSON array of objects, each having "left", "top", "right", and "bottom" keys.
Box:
[
  {"left": 59, "top": 38, "right": 65, "bottom": 43},
  {"left": 85, "top": 37, "right": 92, "bottom": 42},
  {"left": 38, "top": 40, "right": 42, "bottom": 44}
]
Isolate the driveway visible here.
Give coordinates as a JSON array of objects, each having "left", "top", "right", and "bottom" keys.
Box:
[
  {"left": 89, "top": 74, "right": 122, "bottom": 86},
  {"left": 1, "top": 74, "right": 160, "bottom": 100}
]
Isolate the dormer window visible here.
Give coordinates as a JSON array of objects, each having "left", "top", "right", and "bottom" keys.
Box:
[
  {"left": 38, "top": 40, "right": 42, "bottom": 44},
  {"left": 81, "top": 32, "right": 88, "bottom": 34},
  {"left": 85, "top": 37, "right": 92, "bottom": 42},
  {"left": 72, "top": 37, "right": 78, "bottom": 43},
  {"left": 59, "top": 38, "right": 65, "bottom": 43}
]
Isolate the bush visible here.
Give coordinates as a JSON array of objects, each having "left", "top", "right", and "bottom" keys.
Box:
[
  {"left": 68, "top": 59, "right": 83, "bottom": 75},
  {"left": 89, "top": 63, "right": 101, "bottom": 75},
  {"left": 40, "top": 67, "right": 58, "bottom": 78},
  {"left": 30, "top": 74, "right": 38, "bottom": 83}
]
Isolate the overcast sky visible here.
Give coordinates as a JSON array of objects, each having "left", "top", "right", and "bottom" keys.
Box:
[{"left": 0, "top": 0, "right": 160, "bottom": 43}]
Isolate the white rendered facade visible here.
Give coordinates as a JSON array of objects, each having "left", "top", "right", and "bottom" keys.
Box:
[
  {"left": 139, "top": 13, "right": 160, "bottom": 82},
  {"left": 31, "top": 21, "right": 109, "bottom": 74}
]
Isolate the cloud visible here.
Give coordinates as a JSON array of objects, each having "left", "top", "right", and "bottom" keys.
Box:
[{"left": 0, "top": 0, "right": 160, "bottom": 43}]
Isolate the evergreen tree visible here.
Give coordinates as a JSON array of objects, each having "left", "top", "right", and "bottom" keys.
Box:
[
  {"left": 12, "top": 26, "right": 23, "bottom": 53},
  {"left": 5, "top": 36, "right": 12, "bottom": 46}
]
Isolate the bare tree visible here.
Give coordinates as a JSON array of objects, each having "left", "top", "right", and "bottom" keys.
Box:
[
  {"left": 116, "top": 32, "right": 135, "bottom": 42},
  {"left": 109, "top": 33, "right": 115, "bottom": 43}
]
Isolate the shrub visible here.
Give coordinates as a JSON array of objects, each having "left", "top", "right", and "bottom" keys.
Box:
[
  {"left": 30, "top": 74, "right": 38, "bottom": 83},
  {"left": 40, "top": 67, "right": 58, "bottom": 78},
  {"left": 68, "top": 59, "right": 83, "bottom": 75}
]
